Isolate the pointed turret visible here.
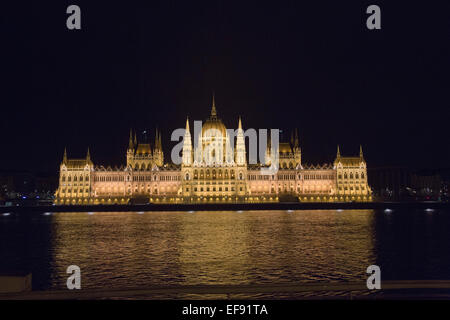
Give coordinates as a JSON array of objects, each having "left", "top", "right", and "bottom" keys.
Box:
[
  {"left": 128, "top": 128, "right": 134, "bottom": 149},
  {"left": 337, "top": 145, "right": 341, "bottom": 158},
  {"left": 154, "top": 128, "right": 159, "bottom": 150},
  {"left": 134, "top": 130, "right": 137, "bottom": 146},
  {"left": 360, "top": 145, "right": 364, "bottom": 160},
  {"left": 63, "top": 147, "right": 67, "bottom": 163},
  {"left": 210, "top": 93, "right": 217, "bottom": 119},
  {"left": 182, "top": 117, "right": 192, "bottom": 166},
  {"left": 236, "top": 116, "right": 246, "bottom": 165},
  {"left": 265, "top": 131, "right": 271, "bottom": 166},
  {"left": 294, "top": 128, "right": 299, "bottom": 148},
  {"left": 86, "top": 147, "right": 91, "bottom": 161}
]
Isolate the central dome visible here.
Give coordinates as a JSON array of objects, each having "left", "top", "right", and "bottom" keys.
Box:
[{"left": 201, "top": 95, "right": 227, "bottom": 138}]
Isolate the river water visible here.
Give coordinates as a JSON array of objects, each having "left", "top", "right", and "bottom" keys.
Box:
[{"left": 1, "top": 209, "right": 450, "bottom": 298}]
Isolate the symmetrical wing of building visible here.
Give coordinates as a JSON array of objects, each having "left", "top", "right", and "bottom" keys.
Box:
[{"left": 54, "top": 98, "right": 372, "bottom": 204}]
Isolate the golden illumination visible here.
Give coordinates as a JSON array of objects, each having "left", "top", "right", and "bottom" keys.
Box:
[{"left": 54, "top": 100, "right": 372, "bottom": 204}]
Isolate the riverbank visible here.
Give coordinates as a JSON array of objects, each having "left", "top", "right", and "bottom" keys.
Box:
[{"left": 0, "top": 201, "right": 448, "bottom": 214}]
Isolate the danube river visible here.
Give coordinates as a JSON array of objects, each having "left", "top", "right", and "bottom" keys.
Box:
[{"left": 1, "top": 209, "right": 450, "bottom": 298}]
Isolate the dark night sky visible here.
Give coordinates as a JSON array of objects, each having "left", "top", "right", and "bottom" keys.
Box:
[{"left": 2, "top": 1, "right": 450, "bottom": 174}]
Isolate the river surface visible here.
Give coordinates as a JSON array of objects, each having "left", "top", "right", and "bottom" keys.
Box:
[{"left": 1, "top": 209, "right": 450, "bottom": 298}]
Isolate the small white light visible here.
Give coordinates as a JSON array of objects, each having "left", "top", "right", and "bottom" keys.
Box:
[
  {"left": 2, "top": 212, "right": 11, "bottom": 216},
  {"left": 187, "top": 210, "right": 195, "bottom": 213},
  {"left": 287, "top": 210, "right": 293, "bottom": 213},
  {"left": 337, "top": 209, "right": 343, "bottom": 212},
  {"left": 88, "top": 212, "right": 94, "bottom": 215},
  {"left": 43, "top": 212, "right": 51, "bottom": 216},
  {"left": 236, "top": 210, "right": 243, "bottom": 213},
  {"left": 384, "top": 208, "right": 393, "bottom": 213},
  {"left": 425, "top": 208, "right": 434, "bottom": 213},
  {"left": 137, "top": 211, "right": 144, "bottom": 214}
]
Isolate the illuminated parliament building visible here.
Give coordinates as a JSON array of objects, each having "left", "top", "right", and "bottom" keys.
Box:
[{"left": 54, "top": 98, "right": 372, "bottom": 205}]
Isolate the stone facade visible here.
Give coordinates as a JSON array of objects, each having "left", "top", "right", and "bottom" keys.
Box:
[{"left": 54, "top": 98, "right": 372, "bottom": 204}]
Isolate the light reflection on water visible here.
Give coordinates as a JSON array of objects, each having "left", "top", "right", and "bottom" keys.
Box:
[{"left": 1, "top": 209, "right": 450, "bottom": 297}]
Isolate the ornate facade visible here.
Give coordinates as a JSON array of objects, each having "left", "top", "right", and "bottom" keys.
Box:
[{"left": 54, "top": 98, "right": 372, "bottom": 205}]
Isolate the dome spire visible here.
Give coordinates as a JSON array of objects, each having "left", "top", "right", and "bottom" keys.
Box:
[{"left": 210, "top": 92, "right": 217, "bottom": 119}]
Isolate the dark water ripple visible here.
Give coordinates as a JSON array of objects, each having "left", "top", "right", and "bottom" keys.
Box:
[{"left": 1, "top": 209, "right": 450, "bottom": 297}]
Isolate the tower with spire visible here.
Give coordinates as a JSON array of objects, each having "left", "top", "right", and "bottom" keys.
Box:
[
  {"left": 236, "top": 116, "right": 246, "bottom": 166},
  {"left": 182, "top": 117, "right": 192, "bottom": 166},
  {"left": 126, "top": 128, "right": 135, "bottom": 167},
  {"left": 293, "top": 128, "right": 301, "bottom": 167},
  {"left": 153, "top": 128, "right": 164, "bottom": 166}
]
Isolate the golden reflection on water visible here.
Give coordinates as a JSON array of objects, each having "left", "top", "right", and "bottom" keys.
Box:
[{"left": 50, "top": 210, "right": 376, "bottom": 290}]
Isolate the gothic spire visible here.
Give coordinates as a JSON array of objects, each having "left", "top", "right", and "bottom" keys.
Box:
[
  {"left": 155, "top": 128, "right": 159, "bottom": 149},
  {"left": 337, "top": 145, "right": 341, "bottom": 158},
  {"left": 86, "top": 147, "right": 90, "bottom": 161},
  {"left": 360, "top": 145, "right": 364, "bottom": 159},
  {"left": 63, "top": 147, "right": 67, "bottom": 163},
  {"left": 294, "top": 128, "right": 299, "bottom": 147},
  {"left": 128, "top": 128, "right": 134, "bottom": 149},
  {"left": 210, "top": 92, "right": 217, "bottom": 119}
]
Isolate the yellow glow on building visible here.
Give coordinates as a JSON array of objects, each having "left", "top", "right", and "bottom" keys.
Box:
[{"left": 54, "top": 98, "right": 372, "bottom": 205}]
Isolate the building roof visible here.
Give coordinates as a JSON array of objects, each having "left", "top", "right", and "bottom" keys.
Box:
[
  {"left": 136, "top": 143, "right": 151, "bottom": 155},
  {"left": 278, "top": 142, "right": 292, "bottom": 154},
  {"left": 335, "top": 157, "right": 364, "bottom": 167},
  {"left": 64, "top": 159, "right": 91, "bottom": 169}
]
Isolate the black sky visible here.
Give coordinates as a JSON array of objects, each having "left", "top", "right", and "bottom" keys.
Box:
[{"left": 2, "top": 0, "right": 450, "bottom": 173}]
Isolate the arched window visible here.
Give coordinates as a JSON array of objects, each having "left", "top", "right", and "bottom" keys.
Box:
[
  {"left": 239, "top": 172, "right": 243, "bottom": 180},
  {"left": 185, "top": 172, "right": 190, "bottom": 180},
  {"left": 344, "top": 173, "right": 348, "bottom": 179}
]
